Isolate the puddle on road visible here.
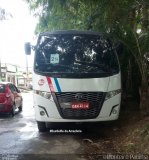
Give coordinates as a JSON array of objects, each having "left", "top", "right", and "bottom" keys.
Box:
[
  {"left": 18, "top": 122, "right": 38, "bottom": 132},
  {"left": 19, "top": 132, "right": 38, "bottom": 141},
  {"left": 17, "top": 123, "right": 39, "bottom": 140}
]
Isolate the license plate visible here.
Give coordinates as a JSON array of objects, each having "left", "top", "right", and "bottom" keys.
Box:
[{"left": 71, "top": 102, "right": 89, "bottom": 109}]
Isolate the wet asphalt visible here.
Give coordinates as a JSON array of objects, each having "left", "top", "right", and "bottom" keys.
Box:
[{"left": 0, "top": 92, "right": 118, "bottom": 160}]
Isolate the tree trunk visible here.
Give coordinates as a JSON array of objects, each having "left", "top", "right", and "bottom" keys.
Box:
[
  {"left": 142, "top": 1, "right": 148, "bottom": 32},
  {"left": 139, "top": 79, "right": 149, "bottom": 116},
  {"left": 128, "top": 8, "right": 136, "bottom": 30},
  {"left": 140, "top": 1, "right": 149, "bottom": 116}
]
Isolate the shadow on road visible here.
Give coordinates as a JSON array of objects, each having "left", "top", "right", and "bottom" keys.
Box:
[{"left": 0, "top": 110, "right": 22, "bottom": 119}]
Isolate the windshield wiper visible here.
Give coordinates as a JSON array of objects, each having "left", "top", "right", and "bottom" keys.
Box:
[
  {"left": 75, "top": 61, "right": 103, "bottom": 67},
  {"left": 49, "top": 63, "right": 72, "bottom": 69},
  {"left": 74, "top": 61, "right": 110, "bottom": 72},
  {"left": 46, "top": 63, "right": 77, "bottom": 72}
]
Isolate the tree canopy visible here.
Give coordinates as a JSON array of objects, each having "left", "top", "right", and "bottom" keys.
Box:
[{"left": 0, "top": 7, "right": 12, "bottom": 20}]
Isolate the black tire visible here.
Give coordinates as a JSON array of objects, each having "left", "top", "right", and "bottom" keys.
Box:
[
  {"left": 37, "top": 121, "right": 47, "bottom": 132},
  {"left": 18, "top": 105, "right": 23, "bottom": 112},
  {"left": 10, "top": 105, "right": 15, "bottom": 117}
]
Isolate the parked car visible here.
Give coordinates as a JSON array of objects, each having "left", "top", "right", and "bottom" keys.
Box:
[{"left": 0, "top": 82, "right": 23, "bottom": 116}]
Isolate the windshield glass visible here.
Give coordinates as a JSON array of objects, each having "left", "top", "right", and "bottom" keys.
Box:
[{"left": 34, "top": 34, "right": 119, "bottom": 78}]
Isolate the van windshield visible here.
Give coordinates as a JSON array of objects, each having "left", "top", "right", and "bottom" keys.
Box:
[{"left": 34, "top": 34, "right": 119, "bottom": 78}]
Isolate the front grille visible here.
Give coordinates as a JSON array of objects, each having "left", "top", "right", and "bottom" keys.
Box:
[{"left": 54, "top": 92, "right": 105, "bottom": 119}]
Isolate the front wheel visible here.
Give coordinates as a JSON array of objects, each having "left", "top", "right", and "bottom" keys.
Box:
[
  {"left": 10, "top": 105, "right": 15, "bottom": 117},
  {"left": 18, "top": 105, "right": 23, "bottom": 112},
  {"left": 37, "top": 121, "right": 47, "bottom": 132}
]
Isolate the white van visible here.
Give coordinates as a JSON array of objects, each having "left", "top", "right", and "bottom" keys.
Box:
[{"left": 25, "top": 30, "right": 121, "bottom": 132}]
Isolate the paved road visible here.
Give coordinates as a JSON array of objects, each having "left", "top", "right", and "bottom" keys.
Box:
[
  {"left": 0, "top": 92, "right": 117, "bottom": 160},
  {"left": 0, "top": 92, "right": 87, "bottom": 159}
]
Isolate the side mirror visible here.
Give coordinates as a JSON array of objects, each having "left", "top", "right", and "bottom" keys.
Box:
[{"left": 24, "top": 42, "right": 31, "bottom": 55}]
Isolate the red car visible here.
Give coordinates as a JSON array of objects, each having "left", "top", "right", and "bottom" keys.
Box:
[{"left": 0, "top": 82, "right": 23, "bottom": 116}]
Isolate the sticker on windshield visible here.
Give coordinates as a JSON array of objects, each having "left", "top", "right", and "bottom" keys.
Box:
[{"left": 50, "top": 54, "right": 59, "bottom": 64}]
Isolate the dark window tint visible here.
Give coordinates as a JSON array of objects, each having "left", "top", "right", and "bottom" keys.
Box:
[{"left": 0, "top": 84, "right": 5, "bottom": 93}]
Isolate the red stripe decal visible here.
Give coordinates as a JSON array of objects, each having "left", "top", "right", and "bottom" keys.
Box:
[{"left": 46, "top": 77, "right": 54, "bottom": 92}]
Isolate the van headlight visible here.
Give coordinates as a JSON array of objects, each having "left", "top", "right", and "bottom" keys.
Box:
[
  {"left": 105, "top": 89, "right": 121, "bottom": 100},
  {"left": 34, "top": 90, "right": 52, "bottom": 100}
]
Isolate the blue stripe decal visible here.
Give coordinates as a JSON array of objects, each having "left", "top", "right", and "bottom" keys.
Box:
[{"left": 54, "top": 78, "right": 61, "bottom": 92}]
